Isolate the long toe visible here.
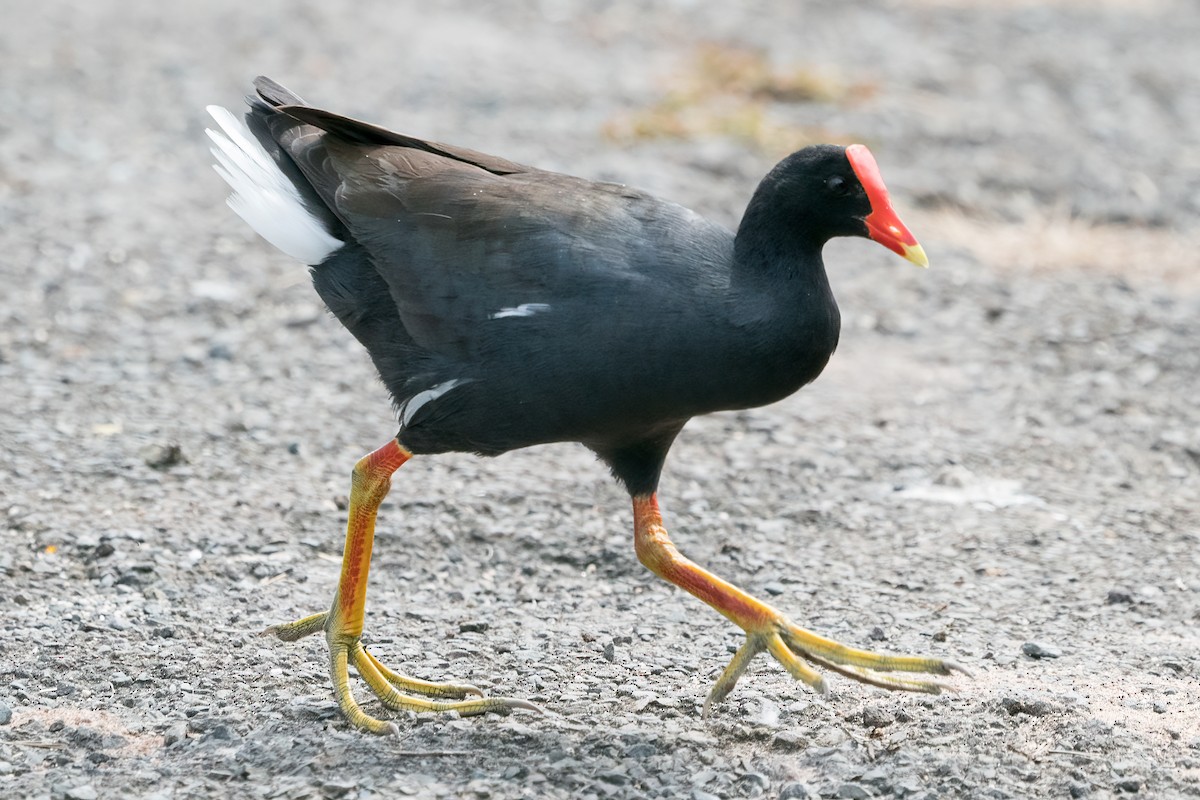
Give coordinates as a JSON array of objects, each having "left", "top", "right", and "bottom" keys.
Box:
[
  {"left": 706, "top": 618, "right": 964, "bottom": 712},
  {"left": 348, "top": 641, "right": 542, "bottom": 724}
]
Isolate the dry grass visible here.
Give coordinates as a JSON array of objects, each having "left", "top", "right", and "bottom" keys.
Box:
[{"left": 603, "top": 43, "right": 870, "bottom": 153}]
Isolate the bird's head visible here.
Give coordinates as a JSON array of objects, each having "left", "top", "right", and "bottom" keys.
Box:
[{"left": 750, "top": 144, "right": 928, "bottom": 269}]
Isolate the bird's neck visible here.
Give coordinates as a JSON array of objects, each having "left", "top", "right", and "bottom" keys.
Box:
[
  {"left": 724, "top": 210, "right": 842, "bottom": 400},
  {"left": 730, "top": 205, "right": 837, "bottom": 323}
]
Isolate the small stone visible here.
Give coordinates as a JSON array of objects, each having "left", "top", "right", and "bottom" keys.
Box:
[
  {"left": 458, "top": 620, "right": 489, "bottom": 633},
  {"left": 208, "top": 343, "right": 234, "bottom": 361},
  {"left": 111, "top": 672, "right": 132, "bottom": 687},
  {"left": 749, "top": 699, "right": 781, "bottom": 728},
  {"left": 692, "top": 791, "right": 721, "bottom": 800},
  {"left": 163, "top": 721, "right": 188, "bottom": 746},
  {"left": 1000, "top": 696, "right": 1054, "bottom": 717},
  {"left": 861, "top": 703, "right": 895, "bottom": 728},
  {"left": 596, "top": 770, "right": 628, "bottom": 785},
  {"left": 868, "top": 626, "right": 887, "bottom": 641},
  {"left": 1115, "top": 777, "right": 1142, "bottom": 793},
  {"left": 321, "top": 781, "right": 358, "bottom": 798},
  {"left": 860, "top": 768, "right": 892, "bottom": 790},
  {"left": 763, "top": 582, "right": 786, "bottom": 596},
  {"left": 603, "top": 642, "right": 616, "bottom": 662},
  {"left": 772, "top": 730, "right": 806, "bottom": 751},
  {"left": 680, "top": 730, "right": 716, "bottom": 746},
  {"left": 624, "top": 743, "right": 656, "bottom": 758},
  {"left": 65, "top": 786, "right": 98, "bottom": 800},
  {"left": 779, "top": 783, "right": 810, "bottom": 799},
  {"left": 1106, "top": 589, "right": 1134, "bottom": 604},
  {"left": 93, "top": 542, "right": 115, "bottom": 559},
  {"left": 202, "top": 724, "right": 236, "bottom": 742},
  {"left": 0, "top": 703, "right": 11, "bottom": 725},
  {"left": 143, "top": 443, "right": 185, "bottom": 470},
  {"left": 1069, "top": 782, "right": 1090, "bottom": 798},
  {"left": 1022, "top": 642, "right": 1061, "bottom": 659},
  {"left": 837, "top": 783, "right": 870, "bottom": 799},
  {"left": 739, "top": 772, "right": 770, "bottom": 793}
]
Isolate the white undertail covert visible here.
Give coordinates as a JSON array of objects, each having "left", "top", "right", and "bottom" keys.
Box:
[{"left": 206, "top": 105, "right": 343, "bottom": 265}]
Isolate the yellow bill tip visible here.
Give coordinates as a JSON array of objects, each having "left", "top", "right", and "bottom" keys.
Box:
[{"left": 903, "top": 242, "right": 929, "bottom": 268}]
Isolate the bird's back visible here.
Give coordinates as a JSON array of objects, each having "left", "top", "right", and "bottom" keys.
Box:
[{"left": 212, "top": 78, "right": 753, "bottom": 456}]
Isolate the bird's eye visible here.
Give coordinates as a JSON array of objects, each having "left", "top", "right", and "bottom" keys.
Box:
[{"left": 825, "top": 175, "right": 849, "bottom": 196}]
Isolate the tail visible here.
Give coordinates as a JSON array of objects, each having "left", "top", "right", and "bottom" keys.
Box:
[{"left": 205, "top": 79, "right": 344, "bottom": 265}]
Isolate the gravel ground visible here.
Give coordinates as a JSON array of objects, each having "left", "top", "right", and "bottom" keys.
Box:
[{"left": 3, "top": 1, "right": 1200, "bottom": 798}]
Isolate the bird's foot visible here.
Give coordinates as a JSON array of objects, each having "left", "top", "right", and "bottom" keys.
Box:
[
  {"left": 704, "top": 613, "right": 970, "bottom": 715},
  {"left": 264, "top": 611, "right": 542, "bottom": 735}
]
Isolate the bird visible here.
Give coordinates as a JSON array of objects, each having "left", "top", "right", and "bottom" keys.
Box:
[{"left": 206, "top": 76, "right": 963, "bottom": 735}]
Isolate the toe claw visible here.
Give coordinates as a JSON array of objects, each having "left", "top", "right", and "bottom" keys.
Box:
[
  {"left": 508, "top": 699, "right": 545, "bottom": 714},
  {"left": 941, "top": 660, "right": 973, "bottom": 679}
]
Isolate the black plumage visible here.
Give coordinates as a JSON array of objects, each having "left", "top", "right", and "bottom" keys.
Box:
[
  {"left": 207, "top": 77, "right": 953, "bottom": 736},
  {"left": 245, "top": 78, "right": 861, "bottom": 495}
]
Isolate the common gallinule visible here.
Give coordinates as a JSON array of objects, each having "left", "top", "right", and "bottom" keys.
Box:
[{"left": 207, "top": 77, "right": 961, "bottom": 735}]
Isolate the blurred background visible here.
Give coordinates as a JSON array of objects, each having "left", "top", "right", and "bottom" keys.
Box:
[{"left": 2, "top": 1, "right": 1198, "bottom": 798}]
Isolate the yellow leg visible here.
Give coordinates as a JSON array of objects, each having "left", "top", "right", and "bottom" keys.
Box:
[
  {"left": 264, "top": 439, "right": 539, "bottom": 734},
  {"left": 632, "top": 493, "right": 967, "bottom": 713}
]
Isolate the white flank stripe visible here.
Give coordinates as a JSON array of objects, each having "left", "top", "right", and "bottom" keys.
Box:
[
  {"left": 399, "top": 379, "right": 469, "bottom": 427},
  {"left": 489, "top": 303, "right": 551, "bottom": 320},
  {"left": 205, "top": 105, "right": 343, "bottom": 265}
]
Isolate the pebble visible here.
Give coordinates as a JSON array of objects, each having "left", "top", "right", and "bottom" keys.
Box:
[
  {"left": 1114, "top": 777, "right": 1143, "bottom": 793},
  {"left": 861, "top": 703, "right": 895, "bottom": 728},
  {"left": 1000, "top": 696, "right": 1055, "bottom": 717},
  {"left": 1021, "top": 642, "right": 1062, "bottom": 659},
  {"left": 860, "top": 768, "right": 892, "bottom": 790},
  {"left": 0, "top": 703, "right": 11, "bottom": 725},
  {"left": 142, "top": 443, "right": 185, "bottom": 470},
  {"left": 321, "top": 780, "right": 358, "bottom": 797},
  {"left": 595, "top": 770, "right": 629, "bottom": 785},
  {"left": 773, "top": 730, "right": 806, "bottom": 751},
  {"left": 163, "top": 721, "right": 188, "bottom": 746},
  {"left": 65, "top": 786, "right": 98, "bottom": 800},
  {"left": 680, "top": 730, "right": 717, "bottom": 746},
  {"left": 779, "top": 783, "right": 811, "bottom": 799},
  {"left": 624, "top": 743, "right": 656, "bottom": 758}
]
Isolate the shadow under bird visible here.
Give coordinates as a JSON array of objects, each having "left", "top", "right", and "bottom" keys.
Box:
[{"left": 206, "top": 76, "right": 964, "bottom": 735}]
